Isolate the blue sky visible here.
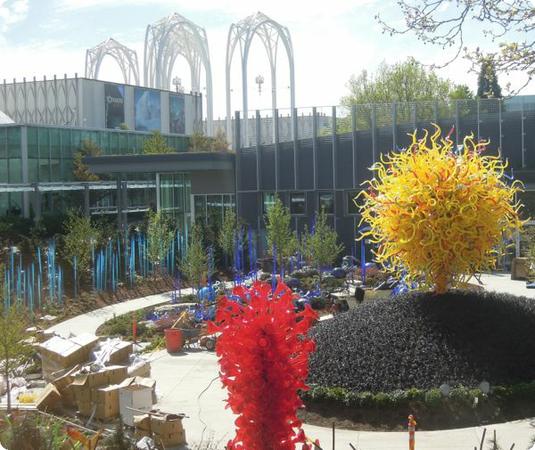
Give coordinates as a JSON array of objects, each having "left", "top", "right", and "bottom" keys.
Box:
[{"left": 0, "top": 0, "right": 533, "bottom": 117}]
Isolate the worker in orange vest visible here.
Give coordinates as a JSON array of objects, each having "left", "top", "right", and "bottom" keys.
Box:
[{"left": 408, "top": 414, "right": 417, "bottom": 450}]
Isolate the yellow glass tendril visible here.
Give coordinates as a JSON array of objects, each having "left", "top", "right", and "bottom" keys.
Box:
[{"left": 356, "top": 124, "right": 525, "bottom": 293}]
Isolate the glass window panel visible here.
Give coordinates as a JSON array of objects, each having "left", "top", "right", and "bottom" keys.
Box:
[
  {"left": 263, "top": 192, "right": 275, "bottom": 214},
  {"left": 28, "top": 159, "right": 38, "bottom": 182},
  {"left": 184, "top": 175, "right": 191, "bottom": 212},
  {"left": 118, "top": 133, "right": 127, "bottom": 152},
  {"left": 61, "top": 158, "right": 73, "bottom": 181},
  {"left": 319, "top": 192, "right": 334, "bottom": 214},
  {"left": 7, "top": 127, "right": 21, "bottom": 158},
  {"left": 71, "top": 130, "right": 81, "bottom": 151},
  {"left": 194, "top": 195, "right": 206, "bottom": 221},
  {"left": 0, "top": 128, "right": 6, "bottom": 159},
  {"left": 0, "top": 158, "right": 8, "bottom": 182},
  {"left": 290, "top": 192, "right": 306, "bottom": 215},
  {"left": 39, "top": 158, "right": 50, "bottom": 182},
  {"left": 27, "top": 127, "right": 38, "bottom": 158},
  {"left": 49, "top": 159, "right": 61, "bottom": 181},
  {"left": 50, "top": 128, "right": 60, "bottom": 158},
  {"left": 207, "top": 194, "right": 223, "bottom": 225},
  {"left": 347, "top": 191, "right": 359, "bottom": 215},
  {"left": 8, "top": 159, "right": 22, "bottom": 182},
  {"left": 8, "top": 193, "right": 22, "bottom": 213},
  {"left": 0, "top": 193, "right": 9, "bottom": 215}
]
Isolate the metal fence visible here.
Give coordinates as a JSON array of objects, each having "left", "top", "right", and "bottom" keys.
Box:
[{"left": 233, "top": 95, "right": 535, "bottom": 253}]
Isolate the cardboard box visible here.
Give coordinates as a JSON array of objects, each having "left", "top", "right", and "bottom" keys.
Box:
[
  {"left": 71, "top": 365, "right": 127, "bottom": 391},
  {"left": 127, "top": 359, "right": 151, "bottom": 378},
  {"left": 39, "top": 334, "right": 99, "bottom": 380},
  {"left": 150, "top": 414, "right": 184, "bottom": 436},
  {"left": 108, "top": 341, "right": 133, "bottom": 365},
  {"left": 51, "top": 365, "right": 79, "bottom": 407},
  {"left": 77, "top": 399, "right": 95, "bottom": 416},
  {"left": 159, "top": 429, "right": 186, "bottom": 446},
  {"left": 133, "top": 413, "right": 151, "bottom": 432},
  {"left": 35, "top": 384, "right": 61, "bottom": 413},
  {"left": 119, "top": 376, "right": 157, "bottom": 404},
  {"left": 119, "top": 385, "right": 153, "bottom": 427},
  {"left": 106, "top": 365, "right": 128, "bottom": 385},
  {"left": 93, "top": 384, "right": 121, "bottom": 420}
]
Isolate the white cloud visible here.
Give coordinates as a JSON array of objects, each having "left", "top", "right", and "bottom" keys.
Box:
[
  {"left": 56, "top": 0, "right": 374, "bottom": 21},
  {"left": 0, "top": 0, "right": 533, "bottom": 121},
  {"left": 0, "top": 0, "right": 28, "bottom": 31}
]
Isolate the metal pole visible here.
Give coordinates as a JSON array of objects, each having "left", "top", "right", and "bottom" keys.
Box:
[
  {"left": 312, "top": 107, "right": 318, "bottom": 190},
  {"left": 371, "top": 104, "right": 377, "bottom": 163},
  {"left": 274, "top": 108, "right": 279, "bottom": 192},
  {"left": 392, "top": 101, "right": 397, "bottom": 150},
  {"left": 351, "top": 104, "right": 357, "bottom": 188},
  {"left": 332, "top": 422, "right": 335, "bottom": 450},
  {"left": 332, "top": 106, "right": 337, "bottom": 188},
  {"left": 256, "top": 110, "right": 261, "bottom": 191},
  {"left": 455, "top": 100, "right": 460, "bottom": 148},
  {"left": 521, "top": 98, "right": 525, "bottom": 168},
  {"left": 293, "top": 107, "right": 298, "bottom": 189}
]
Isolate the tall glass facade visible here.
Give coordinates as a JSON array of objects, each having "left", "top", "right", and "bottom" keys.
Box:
[
  {"left": 159, "top": 173, "right": 191, "bottom": 235},
  {"left": 0, "top": 126, "right": 22, "bottom": 214},
  {"left": 25, "top": 125, "right": 189, "bottom": 183},
  {"left": 0, "top": 124, "right": 189, "bottom": 214}
]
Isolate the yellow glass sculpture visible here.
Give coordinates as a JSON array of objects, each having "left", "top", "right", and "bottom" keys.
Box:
[{"left": 357, "top": 124, "right": 524, "bottom": 293}]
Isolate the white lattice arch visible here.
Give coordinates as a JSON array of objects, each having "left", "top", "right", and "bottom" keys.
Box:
[
  {"left": 85, "top": 38, "right": 140, "bottom": 85},
  {"left": 144, "top": 13, "right": 213, "bottom": 135},
  {"left": 225, "top": 11, "right": 296, "bottom": 143}
]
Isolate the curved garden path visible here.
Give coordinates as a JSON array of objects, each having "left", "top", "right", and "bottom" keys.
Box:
[{"left": 46, "top": 275, "right": 535, "bottom": 449}]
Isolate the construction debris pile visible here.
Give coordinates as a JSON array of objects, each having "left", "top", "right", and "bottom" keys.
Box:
[{"left": 4, "top": 330, "right": 187, "bottom": 448}]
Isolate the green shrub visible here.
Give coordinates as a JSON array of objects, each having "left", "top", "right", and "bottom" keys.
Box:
[
  {"left": 449, "top": 386, "right": 475, "bottom": 407},
  {"left": 424, "top": 388, "right": 443, "bottom": 408},
  {"left": 373, "top": 392, "right": 391, "bottom": 408}
]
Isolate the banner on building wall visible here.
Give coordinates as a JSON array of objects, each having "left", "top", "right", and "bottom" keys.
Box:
[
  {"left": 169, "top": 94, "right": 185, "bottom": 134},
  {"left": 104, "top": 84, "right": 125, "bottom": 129},
  {"left": 134, "top": 88, "right": 161, "bottom": 131}
]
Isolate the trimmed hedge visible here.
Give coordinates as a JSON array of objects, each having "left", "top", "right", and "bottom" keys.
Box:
[
  {"left": 308, "top": 290, "right": 535, "bottom": 391},
  {"left": 301, "top": 382, "right": 535, "bottom": 429},
  {"left": 303, "top": 382, "right": 535, "bottom": 409}
]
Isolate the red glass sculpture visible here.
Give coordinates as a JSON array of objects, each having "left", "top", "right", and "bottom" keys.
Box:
[{"left": 209, "top": 281, "right": 318, "bottom": 450}]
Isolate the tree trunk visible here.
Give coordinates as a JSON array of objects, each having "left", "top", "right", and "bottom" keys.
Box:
[
  {"left": 435, "top": 272, "right": 449, "bottom": 294},
  {"left": 5, "top": 365, "right": 11, "bottom": 414}
]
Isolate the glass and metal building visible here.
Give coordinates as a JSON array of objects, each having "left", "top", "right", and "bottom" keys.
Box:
[{"left": 2, "top": 88, "right": 535, "bottom": 258}]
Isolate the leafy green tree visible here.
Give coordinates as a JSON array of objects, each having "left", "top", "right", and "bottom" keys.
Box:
[
  {"left": 265, "top": 196, "right": 297, "bottom": 270},
  {"left": 0, "top": 302, "right": 29, "bottom": 413},
  {"left": 449, "top": 84, "right": 474, "bottom": 100},
  {"left": 218, "top": 208, "right": 237, "bottom": 267},
  {"left": 305, "top": 209, "right": 344, "bottom": 280},
  {"left": 189, "top": 130, "right": 231, "bottom": 152},
  {"left": 73, "top": 139, "right": 101, "bottom": 181},
  {"left": 211, "top": 128, "right": 231, "bottom": 152},
  {"left": 342, "top": 58, "right": 460, "bottom": 106},
  {"left": 338, "top": 58, "right": 472, "bottom": 132},
  {"left": 143, "top": 131, "right": 174, "bottom": 154},
  {"left": 189, "top": 131, "right": 213, "bottom": 152},
  {"left": 63, "top": 210, "right": 101, "bottom": 281},
  {"left": 182, "top": 224, "right": 208, "bottom": 289},
  {"left": 147, "top": 210, "right": 175, "bottom": 273},
  {"left": 477, "top": 58, "right": 503, "bottom": 99}
]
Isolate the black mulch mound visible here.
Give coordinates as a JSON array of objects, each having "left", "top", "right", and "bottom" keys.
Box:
[{"left": 308, "top": 290, "right": 535, "bottom": 392}]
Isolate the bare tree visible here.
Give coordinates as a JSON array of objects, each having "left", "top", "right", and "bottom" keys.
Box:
[{"left": 376, "top": 0, "right": 535, "bottom": 92}]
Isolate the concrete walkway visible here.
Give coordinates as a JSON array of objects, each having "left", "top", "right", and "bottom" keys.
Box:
[
  {"left": 47, "top": 274, "right": 535, "bottom": 449},
  {"left": 46, "top": 288, "right": 194, "bottom": 337},
  {"left": 150, "top": 350, "right": 535, "bottom": 449}
]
